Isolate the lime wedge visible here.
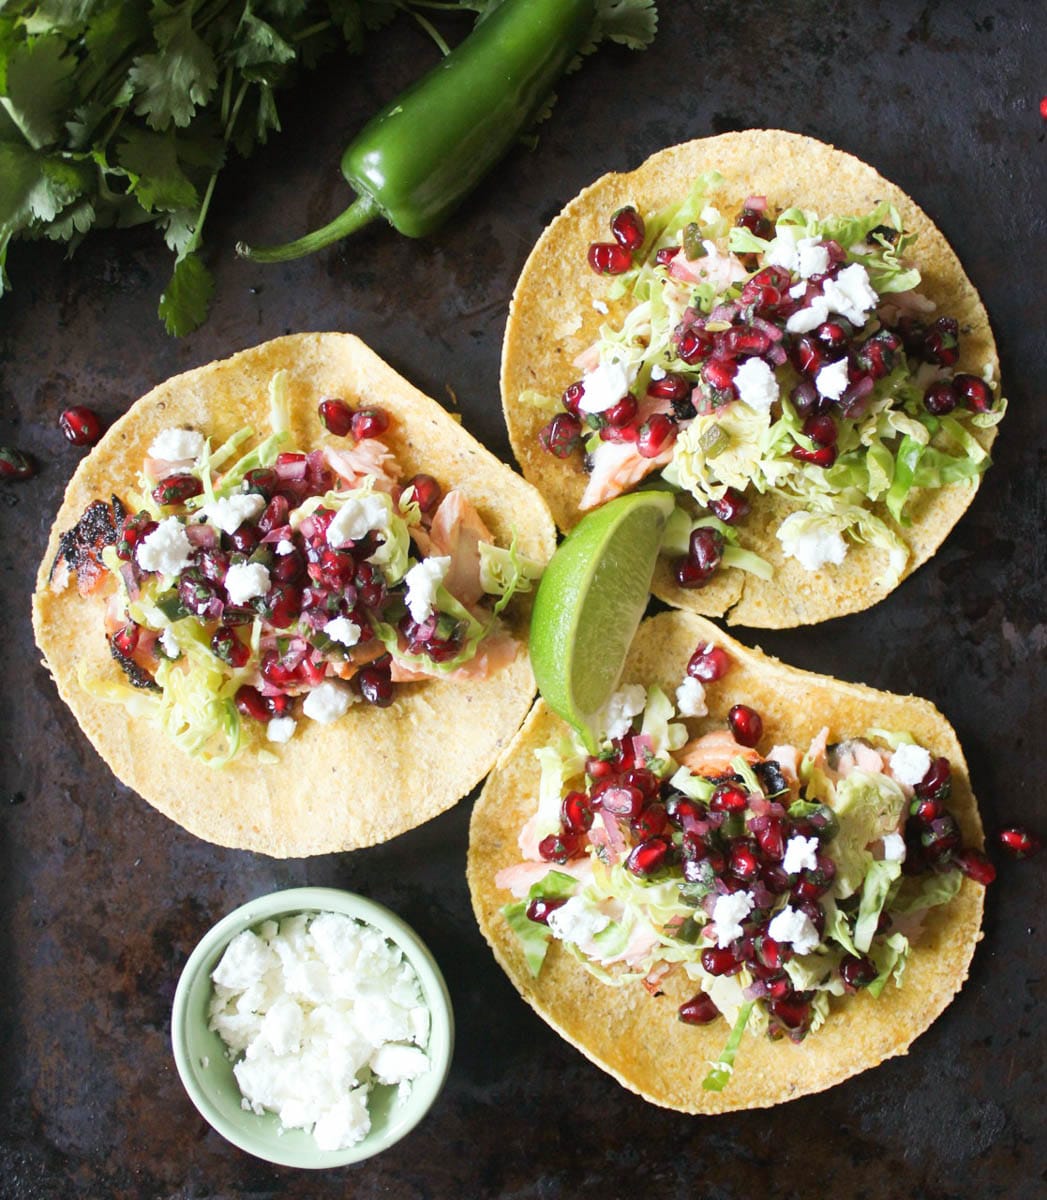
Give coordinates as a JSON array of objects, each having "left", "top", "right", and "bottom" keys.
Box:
[{"left": 529, "top": 490, "right": 675, "bottom": 750}]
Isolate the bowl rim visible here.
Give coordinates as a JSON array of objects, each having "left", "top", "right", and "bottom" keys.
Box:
[{"left": 171, "top": 886, "right": 454, "bottom": 1168}]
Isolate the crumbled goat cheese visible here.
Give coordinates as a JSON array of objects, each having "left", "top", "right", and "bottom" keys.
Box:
[
  {"left": 602, "top": 684, "right": 647, "bottom": 739},
  {"left": 209, "top": 912, "right": 430, "bottom": 1152},
  {"left": 302, "top": 681, "right": 354, "bottom": 724},
  {"left": 160, "top": 627, "right": 181, "bottom": 658},
  {"left": 224, "top": 561, "right": 271, "bottom": 605},
  {"left": 890, "top": 742, "right": 932, "bottom": 788},
  {"left": 578, "top": 360, "right": 633, "bottom": 415},
  {"left": 815, "top": 358, "right": 850, "bottom": 400},
  {"left": 404, "top": 556, "right": 451, "bottom": 623},
  {"left": 136, "top": 517, "right": 193, "bottom": 576},
  {"left": 700, "top": 204, "right": 722, "bottom": 225},
  {"left": 324, "top": 616, "right": 362, "bottom": 648},
  {"left": 266, "top": 717, "right": 296, "bottom": 744},
  {"left": 149, "top": 427, "right": 204, "bottom": 463},
  {"left": 204, "top": 493, "right": 266, "bottom": 535},
  {"left": 796, "top": 238, "right": 831, "bottom": 279},
  {"left": 735, "top": 357, "right": 780, "bottom": 413},
  {"left": 782, "top": 834, "right": 820, "bottom": 875},
  {"left": 785, "top": 295, "right": 831, "bottom": 334},
  {"left": 767, "top": 905, "right": 821, "bottom": 954},
  {"left": 592, "top": 299, "right": 609, "bottom": 315},
  {"left": 776, "top": 512, "right": 849, "bottom": 572},
  {"left": 675, "top": 676, "right": 708, "bottom": 718},
  {"left": 547, "top": 896, "right": 611, "bottom": 945},
  {"left": 327, "top": 493, "right": 390, "bottom": 547},
  {"left": 822, "top": 263, "right": 879, "bottom": 325},
  {"left": 650, "top": 364, "right": 667, "bottom": 380},
  {"left": 881, "top": 831, "right": 907, "bottom": 862},
  {"left": 275, "top": 539, "right": 295, "bottom": 556},
  {"left": 712, "top": 891, "right": 755, "bottom": 948}
]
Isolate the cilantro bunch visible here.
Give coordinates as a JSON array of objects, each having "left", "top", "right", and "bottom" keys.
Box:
[{"left": 0, "top": 0, "right": 656, "bottom": 336}]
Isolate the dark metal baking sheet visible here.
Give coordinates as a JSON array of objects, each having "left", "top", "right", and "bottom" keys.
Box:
[{"left": 1, "top": 2, "right": 1044, "bottom": 1197}]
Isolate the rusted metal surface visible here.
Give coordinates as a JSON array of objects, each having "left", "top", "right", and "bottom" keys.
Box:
[{"left": 1, "top": 2, "right": 1044, "bottom": 1196}]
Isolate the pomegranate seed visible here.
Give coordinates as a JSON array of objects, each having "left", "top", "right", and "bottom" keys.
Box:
[
  {"left": 755, "top": 935, "right": 786, "bottom": 971},
  {"left": 729, "top": 842, "right": 759, "bottom": 881},
  {"left": 587, "top": 241, "right": 633, "bottom": 274},
  {"left": 561, "top": 791, "right": 594, "bottom": 834},
  {"left": 59, "top": 405, "right": 102, "bottom": 446},
  {"left": 604, "top": 394, "right": 638, "bottom": 427},
  {"left": 735, "top": 207, "right": 772, "bottom": 239},
  {"left": 953, "top": 373, "right": 995, "bottom": 412},
  {"left": 599, "top": 421, "right": 638, "bottom": 445},
  {"left": 610, "top": 205, "right": 645, "bottom": 250},
  {"left": 525, "top": 896, "right": 568, "bottom": 925},
  {"left": 761, "top": 863, "right": 792, "bottom": 894},
  {"left": 626, "top": 837, "right": 671, "bottom": 877},
  {"left": 243, "top": 467, "right": 279, "bottom": 497},
  {"left": 923, "top": 317, "right": 960, "bottom": 366},
  {"left": 112, "top": 623, "right": 139, "bottom": 657},
  {"left": 921, "top": 814, "right": 961, "bottom": 861},
  {"left": 0, "top": 447, "right": 35, "bottom": 480},
  {"left": 318, "top": 398, "right": 353, "bottom": 435},
  {"left": 357, "top": 664, "right": 394, "bottom": 707},
  {"left": 1041, "top": 96, "right": 1047, "bottom": 120},
  {"left": 803, "top": 413, "right": 838, "bottom": 446},
  {"left": 299, "top": 656, "right": 326, "bottom": 688},
  {"left": 632, "top": 803, "right": 669, "bottom": 840},
  {"left": 598, "top": 785, "right": 645, "bottom": 820},
  {"left": 235, "top": 685, "right": 270, "bottom": 722},
  {"left": 178, "top": 570, "right": 221, "bottom": 617},
  {"left": 351, "top": 407, "right": 390, "bottom": 440},
  {"left": 229, "top": 524, "right": 260, "bottom": 553},
  {"left": 791, "top": 336, "right": 825, "bottom": 376},
  {"left": 117, "top": 512, "right": 158, "bottom": 560},
  {"left": 674, "top": 557, "right": 715, "bottom": 589},
  {"left": 913, "top": 796, "right": 943, "bottom": 824},
  {"left": 770, "top": 995, "right": 811, "bottom": 1032},
  {"left": 655, "top": 246, "right": 677, "bottom": 267},
  {"left": 701, "top": 947, "right": 739, "bottom": 976},
  {"left": 258, "top": 494, "right": 290, "bottom": 535},
  {"left": 538, "top": 413, "right": 583, "bottom": 458},
  {"left": 708, "top": 488, "right": 750, "bottom": 524},
  {"left": 561, "top": 381, "right": 586, "bottom": 416},
  {"left": 666, "top": 795, "right": 703, "bottom": 827},
  {"left": 857, "top": 329, "right": 902, "bottom": 379},
  {"left": 953, "top": 847, "right": 996, "bottom": 886},
  {"left": 623, "top": 768, "right": 660, "bottom": 799},
  {"left": 538, "top": 832, "right": 581, "bottom": 863},
  {"left": 791, "top": 443, "right": 838, "bottom": 468},
  {"left": 636, "top": 413, "right": 677, "bottom": 458},
  {"left": 648, "top": 373, "right": 691, "bottom": 402},
  {"left": 197, "top": 547, "right": 230, "bottom": 584},
  {"left": 276, "top": 451, "right": 307, "bottom": 467},
  {"left": 678, "top": 992, "right": 720, "bottom": 1025},
  {"left": 710, "top": 784, "right": 748, "bottom": 813},
  {"left": 149, "top": 472, "right": 202, "bottom": 506},
  {"left": 405, "top": 473, "right": 442, "bottom": 514},
  {"left": 689, "top": 527, "right": 724, "bottom": 572},
  {"left": 264, "top": 582, "right": 302, "bottom": 628},
  {"left": 923, "top": 380, "right": 959, "bottom": 415},
  {"left": 677, "top": 327, "right": 713, "bottom": 364},
  {"left": 701, "top": 358, "right": 738, "bottom": 392},
  {"left": 915, "top": 756, "right": 952, "bottom": 801},
  {"left": 211, "top": 625, "right": 250, "bottom": 668},
  {"left": 687, "top": 643, "right": 730, "bottom": 682},
  {"left": 814, "top": 321, "right": 852, "bottom": 351},
  {"left": 997, "top": 826, "right": 1042, "bottom": 859},
  {"left": 766, "top": 976, "right": 792, "bottom": 1001},
  {"left": 789, "top": 380, "right": 821, "bottom": 417},
  {"left": 756, "top": 818, "right": 786, "bottom": 861},
  {"left": 728, "top": 704, "right": 763, "bottom": 747},
  {"left": 586, "top": 756, "right": 615, "bottom": 781}
]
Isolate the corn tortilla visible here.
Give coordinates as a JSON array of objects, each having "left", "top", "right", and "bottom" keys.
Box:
[
  {"left": 467, "top": 610, "right": 985, "bottom": 1112},
  {"left": 501, "top": 130, "right": 1000, "bottom": 627},
  {"left": 33, "top": 333, "right": 556, "bottom": 857}
]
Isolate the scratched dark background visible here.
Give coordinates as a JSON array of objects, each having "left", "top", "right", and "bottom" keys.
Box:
[{"left": 1, "top": 2, "right": 1044, "bottom": 1197}]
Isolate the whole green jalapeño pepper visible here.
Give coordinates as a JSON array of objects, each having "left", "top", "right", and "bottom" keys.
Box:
[{"left": 239, "top": 0, "right": 595, "bottom": 262}]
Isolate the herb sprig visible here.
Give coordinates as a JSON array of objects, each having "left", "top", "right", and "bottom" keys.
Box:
[{"left": 0, "top": 0, "right": 657, "bottom": 335}]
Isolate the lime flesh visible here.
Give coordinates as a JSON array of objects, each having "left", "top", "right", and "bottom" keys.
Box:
[{"left": 529, "top": 490, "right": 675, "bottom": 750}]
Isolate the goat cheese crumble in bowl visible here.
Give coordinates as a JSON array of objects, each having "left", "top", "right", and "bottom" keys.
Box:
[{"left": 171, "top": 887, "right": 453, "bottom": 1167}]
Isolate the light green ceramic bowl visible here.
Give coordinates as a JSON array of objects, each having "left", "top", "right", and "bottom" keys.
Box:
[{"left": 171, "top": 886, "right": 454, "bottom": 1168}]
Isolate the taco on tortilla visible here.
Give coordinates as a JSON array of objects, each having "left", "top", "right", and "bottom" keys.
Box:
[
  {"left": 501, "top": 131, "right": 1005, "bottom": 627},
  {"left": 33, "top": 333, "right": 556, "bottom": 857},
  {"left": 468, "top": 610, "right": 989, "bottom": 1111}
]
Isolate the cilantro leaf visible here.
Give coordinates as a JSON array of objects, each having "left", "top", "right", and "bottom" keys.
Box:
[
  {"left": 1, "top": 32, "right": 79, "bottom": 148},
  {"left": 158, "top": 249, "right": 213, "bottom": 335},
  {"left": 128, "top": 7, "right": 218, "bottom": 131},
  {"left": 116, "top": 127, "right": 201, "bottom": 212}
]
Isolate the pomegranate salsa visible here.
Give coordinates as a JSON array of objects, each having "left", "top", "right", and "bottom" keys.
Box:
[
  {"left": 497, "top": 639, "right": 992, "bottom": 1091},
  {"left": 535, "top": 175, "right": 1006, "bottom": 591},
  {"left": 48, "top": 372, "right": 541, "bottom": 765}
]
